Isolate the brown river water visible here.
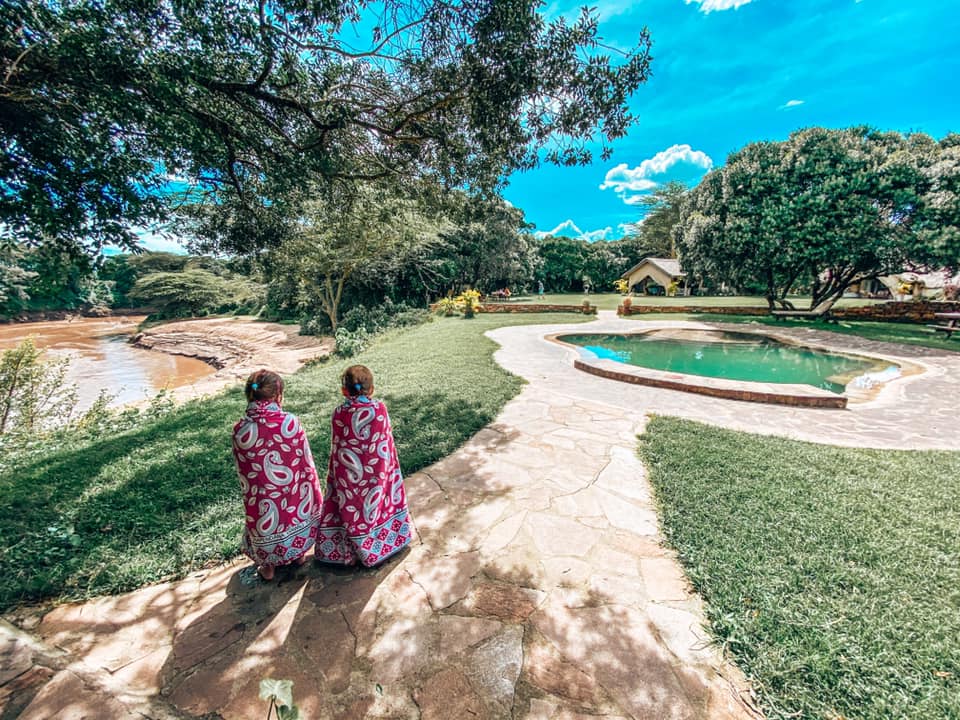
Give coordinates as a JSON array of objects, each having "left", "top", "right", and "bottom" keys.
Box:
[{"left": 0, "top": 316, "right": 215, "bottom": 410}]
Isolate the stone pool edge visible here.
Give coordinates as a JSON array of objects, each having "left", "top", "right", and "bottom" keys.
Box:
[
  {"left": 572, "top": 357, "right": 848, "bottom": 409},
  {"left": 548, "top": 331, "right": 850, "bottom": 409}
]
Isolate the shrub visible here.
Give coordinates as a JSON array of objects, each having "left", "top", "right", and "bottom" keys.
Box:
[
  {"left": 456, "top": 289, "right": 482, "bottom": 318},
  {"left": 0, "top": 338, "right": 77, "bottom": 436},
  {"left": 299, "top": 315, "right": 330, "bottom": 337},
  {"left": 334, "top": 326, "right": 372, "bottom": 357},
  {"left": 433, "top": 298, "right": 459, "bottom": 316},
  {"left": 302, "top": 298, "right": 429, "bottom": 337}
]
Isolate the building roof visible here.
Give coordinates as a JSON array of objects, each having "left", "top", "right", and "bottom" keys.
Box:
[{"left": 621, "top": 257, "right": 685, "bottom": 280}]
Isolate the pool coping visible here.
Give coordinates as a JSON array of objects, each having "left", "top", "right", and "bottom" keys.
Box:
[{"left": 547, "top": 328, "right": 921, "bottom": 410}]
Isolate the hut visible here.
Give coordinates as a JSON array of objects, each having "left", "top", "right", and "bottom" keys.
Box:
[{"left": 620, "top": 257, "right": 688, "bottom": 296}]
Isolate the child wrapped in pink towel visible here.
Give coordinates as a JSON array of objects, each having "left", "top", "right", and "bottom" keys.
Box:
[
  {"left": 315, "top": 365, "right": 412, "bottom": 566},
  {"left": 232, "top": 369, "right": 322, "bottom": 580}
]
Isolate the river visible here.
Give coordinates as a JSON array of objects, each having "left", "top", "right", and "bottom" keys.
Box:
[{"left": 0, "top": 317, "right": 216, "bottom": 410}]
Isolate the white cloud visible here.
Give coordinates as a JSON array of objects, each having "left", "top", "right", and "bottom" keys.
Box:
[
  {"left": 599, "top": 144, "right": 713, "bottom": 204},
  {"left": 685, "top": 0, "right": 754, "bottom": 12},
  {"left": 534, "top": 219, "right": 584, "bottom": 239},
  {"left": 779, "top": 99, "right": 805, "bottom": 110},
  {"left": 582, "top": 226, "right": 615, "bottom": 242},
  {"left": 534, "top": 219, "right": 616, "bottom": 242}
]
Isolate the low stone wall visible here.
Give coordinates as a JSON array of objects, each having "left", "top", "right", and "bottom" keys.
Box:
[
  {"left": 618, "top": 300, "right": 960, "bottom": 322},
  {"left": 431, "top": 303, "right": 597, "bottom": 314},
  {"left": 832, "top": 301, "right": 959, "bottom": 322},
  {"left": 619, "top": 304, "right": 767, "bottom": 317},
  {"left": 479, "top": 303, "right": 597, "bottom": 314}
]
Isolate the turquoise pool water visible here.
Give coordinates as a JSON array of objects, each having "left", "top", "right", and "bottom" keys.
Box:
[{"left": 560, "top": 331, "right": 881, "bottom": 394}]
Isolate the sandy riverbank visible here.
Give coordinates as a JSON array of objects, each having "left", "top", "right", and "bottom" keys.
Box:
[{"left": 133, "top": 316, "right": 334, "bottom": 402}]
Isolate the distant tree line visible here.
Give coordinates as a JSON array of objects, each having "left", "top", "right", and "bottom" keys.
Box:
[{"left": 0, "top": 249, "right": 264, "bottom": 320}]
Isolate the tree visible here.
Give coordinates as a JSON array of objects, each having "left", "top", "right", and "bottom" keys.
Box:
[
  {"left": 2, "top": 0, "right": 652, "bottom": 255},
  {"left": 628, "top": 180, "right": 688, "bottom": 259},
  {"left": 268, "top": 183, "right": 444, "bottom": 331},
  {"left": 677, "top": 127, "right": 960, "bottom": 310},
  {"left": 535, "top": 236, "right": 588, "bottom": 292},
  {"left": 0, "top": 241, "right": 36, "bottom": 316},
  {"left": 127, "top": 267, "right": 265, "bottom": 317},
  {"left": 425, "top": 192, "right": 536, "bottom": 295}
]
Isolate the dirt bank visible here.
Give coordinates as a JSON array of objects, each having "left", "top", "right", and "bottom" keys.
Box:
[{"left": 133, "top": 316, "right": 333, "bottom": 402}]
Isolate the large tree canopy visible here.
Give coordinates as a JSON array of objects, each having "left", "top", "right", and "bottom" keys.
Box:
[
  {"left": 677, "top": 127, "right": 960, "bottom": 310},
  {"left": 1, "top": 0, "right": 652, "bottom": 253}
]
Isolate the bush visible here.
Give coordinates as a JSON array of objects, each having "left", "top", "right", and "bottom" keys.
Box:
[
  {"left": 334, "top": 326, "right": 372, "bottom": 357},
  {"left": 299, "top": 315, "right": 330, "bottom": 336},
  {"left": 301, "top": 298, "right": 430, "bottom": 337},
  {"left": 0, "top": 338, "right": 77, "bottom": 437}
]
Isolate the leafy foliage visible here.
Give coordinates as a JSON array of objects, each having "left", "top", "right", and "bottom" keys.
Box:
[
  {"left": 127, "top": 267, "right": 265, "bottom": 318},
  {"left": 265, "top": 182, "right": 445, "bottom": 331},
  {"left": 533, "top": 234, "right": 646, "bottom": 292},
  {"left": 677, "top": 127, "right": 960, "bottom": 310},
  {"left": 626, "top": 180, "right": 688, "bottom": 259},
  {"left": 2, "top": 0, "right": 652, "bottom": 254},
  {"left": 0, "top": 338, "right": 76, "bottom": 436},
  {"left": 260, "top": 678, "right": 299, "bottom": 720},
  {"left": 0, "top": 241, "right": 36, "bottom": 314}
]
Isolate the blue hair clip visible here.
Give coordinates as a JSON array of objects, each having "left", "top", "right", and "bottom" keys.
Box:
[
  {"left": 251, "top": 382, "right": 259, "bottom": 390},
  {"left": 354, "top": 382, "right": 362, "bottom": 391}
]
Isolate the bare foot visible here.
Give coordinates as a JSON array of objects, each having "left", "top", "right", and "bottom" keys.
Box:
[{"left": 258, "top": 564, "right": 275, "bottom": 581}]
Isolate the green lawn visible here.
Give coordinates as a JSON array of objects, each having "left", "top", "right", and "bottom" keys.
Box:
[
  {"left": 626, "top": 313, "right": 960, "bottom": 353},
  {"left": 0, "top": 313, "right": 589, "bottom": 610},
  {"left": 511, "top": 293, "right": 887, "bottom": 311},
  {"left": 640, "top": 417, "right": 960, "bottom": 720}
]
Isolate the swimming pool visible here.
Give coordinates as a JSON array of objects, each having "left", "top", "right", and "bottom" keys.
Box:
[{"left": 558, "top": 329, "right": 890, "bottom": 394}]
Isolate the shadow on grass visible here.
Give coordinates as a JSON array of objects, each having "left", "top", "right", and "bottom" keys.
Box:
[{"left": 0, "top": 392, "right": 502, "bottom": 611}]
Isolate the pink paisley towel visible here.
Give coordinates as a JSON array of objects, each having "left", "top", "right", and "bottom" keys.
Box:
[
  {"left": 232, "top": 400, "right": 323, "bottom": 566},
  {"left": 316, "top": 397, "right": 412, "bottom": 566}
]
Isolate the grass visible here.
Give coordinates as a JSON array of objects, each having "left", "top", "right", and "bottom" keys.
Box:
[
  {"left": 0, "top": 312, "right": 590, "bottom": 610},
  {"left": 639, "top": 416, "right": 960, "bottom": 720},
  {"left": 626, "top": 313, "right": 960, "bottom": 353},
  {"left": 511, "top": 293, "right": 887, "bottom": 311}
]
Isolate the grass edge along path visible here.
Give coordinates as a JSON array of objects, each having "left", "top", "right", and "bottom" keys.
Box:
[
  {"left": 639, "top": 416, "right": 960, "bottom": 720},
  {"left": 0, "top": 313, "right": 590, "bottom": 612}
]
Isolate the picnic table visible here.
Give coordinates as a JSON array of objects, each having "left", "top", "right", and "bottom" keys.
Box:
[{"left": 928, "top": 312, "right": 960, "bottom": 339}]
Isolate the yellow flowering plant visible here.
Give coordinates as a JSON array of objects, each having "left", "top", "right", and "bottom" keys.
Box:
[{"left": 456, "top": 289, "right": 482, "bottom": 318}]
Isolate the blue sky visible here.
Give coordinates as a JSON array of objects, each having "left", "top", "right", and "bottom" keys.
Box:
[
  {"left": 509, "top": 0, "right": 960, "bottom": 242},
  {"left": 139, "top": 0, "right": 958, "bottom": 252}
]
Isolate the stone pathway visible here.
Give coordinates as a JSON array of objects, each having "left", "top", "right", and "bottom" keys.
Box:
[
  {"left": 8, "top": 313, "right": 948, "bottom": 719},
  {"left": 2, "top": 379, "right": 758, "bottom": 719}
]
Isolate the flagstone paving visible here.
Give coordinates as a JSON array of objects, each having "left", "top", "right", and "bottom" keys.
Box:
[
  {"left": 490, "top": 312, "right": 959, "bottom": 450},
  {"left": 8, "top": 313, "right": 953, "bottom": 719}
]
